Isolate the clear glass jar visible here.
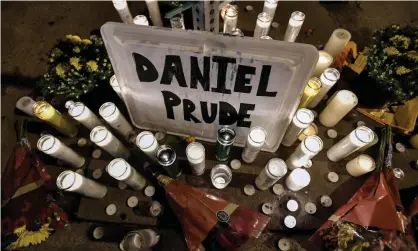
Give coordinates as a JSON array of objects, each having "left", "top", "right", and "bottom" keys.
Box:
[
  {"left": 66, "top": 101, "right": 103, "bottom": 130},
  {"left": 186, "top": 142, "right": 206, "bottom": 175},
  {"left": 262, "top": 0, "right": 279, "bottom": 19},
  {"left": 56, "top": 170, "right": 107, "bottom": 198},
  {"left": 106, "top": 158, "right": 147, "bottom": 191},
  {"left": 242, "top": 126, "right": 267, "bottom": 163},
  {"left": 286, "top": 136, "right": 323, "bottom": 170},
  {"left": 284, "top": 11, "right": 305, "bottom": 42},
  {"left": 255, "top": 158, "right": 287, "bottom": 190},
  {"left": 253, "top": 12, "right": 272, "bottom": 38},
  {"left": 298, "top": 78, "right": 322, "bottom": 108},
  {"left": 282, "top": 109, "right": 314, "bottom": 147},
  {"left": 136, "top": 131, "right": 159, "bottom": 161},
  {"left": 99, "top": 102, "right": 133, "bottom": 138},
  {"left": 37, "top": 135, "right": 85, "bottom": 168},
  {"left": 215, "top": 126, "right": 236, "bottom": 161},
  {"left": 120, "top": 229, "right": 160, "bottom": 251},
  {"left": 211, "top": 164, "right": 232, "bottom": 189},
  {"left": 223, "top": 6, "right": 238, "bottom": 34},
  {"left": 156, "top": 145, "right": 182, "bottom": 178},
  {"left": 90, "top": 126, "right": 130, "bottom": 159},
  {"left": 309, "top": 68, "right": 340, "bottom": 108}
]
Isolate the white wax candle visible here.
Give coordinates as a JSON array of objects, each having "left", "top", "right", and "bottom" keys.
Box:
[
  {"left": 286, "top": 200, "right": 298, "bottom": 212},
  {"left": 327, "top": 126, "right": 374, "bottom": 162},
  {"left": 262, "top": 0, "right": 279, "bottom": 19},
  {"left": 410, "top": 134, "right": 418, "bottom": 149},
  {"left": 106, "top": 158, "right": 147, "bottom": 191},
  {"left": 346, "top": 154, "right": 376, "bottom": 177},
  {"left": 109, "top": 75, "right": 123, "bottom": 99},
  {"left": 223, "top": 7, "right": 238, "bottom": 34},
  {"left": 145, "top": 0, "right": 163, "bottom": 27},
  {"left": 37, "top": 135, "right": 85, "bottom": 168},
  {"left": 90, "top": 126, "right": 130, "bottom": 159},
  {"left": 319, "top": 90, "right": 358, "bottom": 127},
  {"left": 16, "top": 96, "right": 36, "bottom": 116},
  {"left": 253, "top": 12, "right": 272, "bottom": 38},
  {"left": 56, "top": 170, "right": 107, "bottom": 199},
  {"left": 324, "top": 28, "right": 352, "bottom": 58},
  {"left": 282, "top": 109, "right": 314, "bottom": 147},
  {"left": 285, "top": 168, "right": 310, "bottom": 191},
  {"left": 255, "top": 158, "right": 287, "bottom": 190},
  {"left": 310, "top": 51, "right": 334, "bottom": 78},
  {"left": 283, "top": 11, "right": 305, "bottom": 42},
  {"left": 286, "top": 136, "right": 323, "bottom": 170},
  {"left": 136, "top": 131, "right": 159, "bottom": 161},
  {"left": 112, "top": 0, "right": 133, "bottom": 24},
  {"left": 99, "top": 102, "right": 133, "bottom": 138},
  {"left": 309, "top": 68, "right": 340, "bottom": 108},
  {"left": 133, "top": 15, "right": 149, "bottom": 26},
  {"left": 242, "top": 126, "right": 267, "bottom": 163},
  {"left": 66, "top": 101, "right": 104, "bottom": 130},
  {"left": 186, "top": 142, "right": 206, "bottom": 175}
]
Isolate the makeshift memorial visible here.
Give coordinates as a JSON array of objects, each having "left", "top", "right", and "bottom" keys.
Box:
[
  {"left": 324, "top": 28, "right": 351, "bottom": 58},
  {"left": 211, "top": 164, "right": 232, "bottom": 189},
  {"left": 56, "top": 170, "right": 107, "bottom": 199},
  {"left": 319, "top": 90, "right": 358, "bottom": 127},
  {"left": 65, "top": 101, "right": 103, "bottom": 130},
  {"left": 109, "top": 75, "right": 122, "bottom": 99},
  {"left": 242, "top": 126, "right": 267, "bottom": 163},
  {"left": 145, "top": 0, "right": 163, "bottom": 26},
  {"left": 99, "top": 102, "right": 133, "bottom": 138},
  {"left": 112, "top": 0, "right": 133, "bottom": 24},
  {"left": 133, "top": 15, "right": 149, "bottom": 26},
  {"left": 37, "top": 135, "right": 85, "bottom": 168},
  {"left": 136, "top": 131, "right": 159, "bottom": 161},
  {"left": 90, "top": 126, "right": 130, "bottom": 159},
  {"left": 311, "top": 51, "right": 333, "bottom": 78},
  {"left": 186, "top": 142, "right": 206, "bottom": 175},
  {"left": 284, "top": 11, "right": 305, "bottom": 42},
  {"left": 298, "top": 78, "right": 322, "bottom": 108},
  {"left": 285, "top": 168, "right": 310, "bottom": 191},
  {"left": 346, "top": 154, "right": 376, "bottom": 177},
  {"left": 120, "top": 229, "right": 160, "bottom": 251},
  {"left": 156, "top": 145, "right": 182, "bottom": 178},
  {"left": 223, "top": 6, "right": 238, "bottom": 34},
  {"left": 16, "top": 96, "right": 36, "bottom": 116},
  {"left": 215, "top": 126, "right": 236, "bottom": 161},
  {"left": 254, "top": 12, "right": 272, "bottom": 38},
  {"left": 282, "top": 108, "right": 314, "bottom": 147},
  {"left": 309, "top": 68, "right": 340, "bottom": 108},
  {"left": 298, "top": 123, "right": 318, "bottom": 141},
  {"left": 170, "top": 14, "right": 185, "bottom": 29},
  {"left": 106, "top": 158, "right": 147, "bottom": 191},
  {"left": 255, "top": 158, "right": 287, "bottom": 190},
  {"left": 262, "top": 0, "right": 278, "bottom": 19},
  {"left": 286, "top": 136, "right": 323, "bottom": 170}
]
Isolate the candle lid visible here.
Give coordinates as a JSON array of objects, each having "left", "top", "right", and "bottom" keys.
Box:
[
  {"left": 156, "top": 145, "right": 176, "bottom": 166},
  {"left": 136, "top": 131, "right": 156, "bottom": 150},
  {"left": 245, "top": 5, "right": 253, "bottom": 11},
  {"left": 186, "top": 142, "right": 205, "bottom": 160},
  {"left": 284, "top": 215, "right": 296, "bottom": 228},
  {"left": 271, "top": 22, "right": 279, "bottom": 28},
  {"left": 267, "top": 158, "right": 287, "bottom": 178},
  {"left": 248, "top": 126, "right": 267, "bottom": 145},
  {"left": 217, "top": 126, "right": 236, "bottom": 145}
]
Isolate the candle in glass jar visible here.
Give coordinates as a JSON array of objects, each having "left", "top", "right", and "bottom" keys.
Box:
[
  {"left": 66, "top": 101, "right": 104, "bottom": 130},
  {"left": 223, "top": 6, "right": 238, "bottom": 34},
  {"left": 37, "top": 135, "right": 85, "bottom": 168},
  {"left": 255, "top": 158, "right": 287, "bottom": 190},
  {"left": 283, "top": 11, "right": 305, "bottom": 42},
  {"left": 186, "top": 142, "right": 206, "bottom": 175},
  {"left": 311, "top": 51, "right": 333, "bottom": 78},
  {"left": 156, "top": 145, "right": 182, "bottom": 178},
  {"left": 90, "top": 126, "right": 130, "bottom": 159},
  {"left": 112, "top": 0, "right": 133, "bottom": 24},
  {"left": 109, "top": 75, "right": 123, "bottom": 99},
  {"left": 319, "top": 90, "right": 358, "bottom": 127},
  {"left": 242, "top": 126, "right": 267, "bottom": 163},
  {"left": 346, "top": 154, "right": 376, "bottom": 177},
  {"left": 133, "top": 15, "right": 149, "bottom": 26},
  {"left": 262, "top": 0, "right": 279, "bottom": 20},
  {"left": 99, "top": 102, "right": 133, "bottom": 138},
  {"left": 324, "top": 28, "right": 352, "bottom": 58},
  {"left": 16, "top": 96, "right": 36, "bottom": 116},
  {"left": 309, "top": 68, "right": 340, "bottom": 108},
  {"left": 359, "top": 131, "right": 379, "bottom": 151},
  {"left": 282, "top": 109, "right": 314, "bottom": 147},
  {"left": 298, "top": 123, "right": 318, "bottom": 141},
  {"left": 32, "top": 101, "right": 78, "bottom": 137},
  {"left": 106, "top": 158, "right": 147, "bottom": 191},
  {"left": 285, "top": 168, "right": 310, "bottom": 191},
  {"left": 327, "top": 126, "right": 374, "bottom": 162},
  {"left": 286, "top": 136, "right": 323, "bottom": 170},
  {"left": 253, "top": 12, "right": 272, "bottom": 38},
  {"left": 298, "top": 78, "right": 322, "bottom": 108},
  {"left": 215, "top": 126, "right": 236, "bottom": 161},
  {"left": 56, "top": 170, "right": 107, "bottom": 199},
  {"left": 136, "top": 131, "right": 159, "bottom": 161}
]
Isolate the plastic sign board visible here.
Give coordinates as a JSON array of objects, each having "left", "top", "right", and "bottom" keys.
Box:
[{"left": 101, "top": 23, "right": 318, "bottom": 152}]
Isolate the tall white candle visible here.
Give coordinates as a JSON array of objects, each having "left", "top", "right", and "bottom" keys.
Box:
[
  {"left": 145, "top": 0, "right": 163, "bottom": 27},
  {"left": 186, "top": 142, "right": 206, "bottom": 175},
  {"left": 106, "top": 158, "right": 147, "bottom": 191},
  {"left": 327, "top": 126, "right": 374, "bottom": 162},
  {"left": 262, "top": 0, "right": 279, "bottom": 20},
  {"left": 309, "top": 68, "right": 340, "bottom": 108},
  {"left": 283, "top": 11, "right": 305, "bottom": 42},
  {"left": 285, "top": 168, "right": 310, "bottom": 191},
  {"left": 324, "top": 28, "right": 351, "bottom": 58},
  {"left": 311, "top": 51, "right": 333, "bottom": 78},
  {"left": 319, "top": 90, "right": 358, "bottom": 127},
  {"left": 136, "top": 131, "right": 159, "bottom": 161},
  {"left": 112, "top": 0, "right": 133, "bottom": 24},
  {"left": 37, "top": 135, "right": 85, "bottom": 168},
  {"left": 65, "top": 101, "right": 104, "bottom": 130},
  {"left": 282, "top": 109, "right": 314, "bottom": 147},
  {"left": 253, "top": 12, "right": 272, "bottom": 38},
  {"left": 223, "top": 6, "right": 238, "bottom": 34},
  {"left": 133, "top": 15, "right": 149, "bottom": 26},
  {"left": 255, "top": 158, "right": 287, "bottom": 190},
  {"left": 16, "top": 96, "right": 36, "bottom": 116},
  {"left": 99, "top": 102, "right": 133, "bottom": 138},
  {"left": 57, "top": 170, "right": 107, "bottom": 199},
  {"left": 346, "top": 154, "right": 376, "bottom": 177},
  {"left": 90, "top": 126, "right": 130, "bottom": 159},
  {"left": 242, "top": 126, "right": 267, "bottom": 163},
  {"left": 109, "top": 75, "right": 122, "bottom": 99},
  {"left": 286, "top": 136, "right": 323, "bottom": 170}
]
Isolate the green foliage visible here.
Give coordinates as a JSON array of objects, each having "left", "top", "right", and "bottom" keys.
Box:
[
  {"left": 37, "top": 35, "right": 113, "bottom": 99},
  {"left": 366, "top": 24, "right": 418, "bottom": 104}
]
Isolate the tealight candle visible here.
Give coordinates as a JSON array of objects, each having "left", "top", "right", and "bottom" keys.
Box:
[
  {"left": 311, "top": 51, "right": 333, "bottom": 78},
  {"left": 66, "top": 101, "right": 104, "bottom": 130},
  {"left": 136, "top": 131, "right": 159, "bottom": 161},
  {"left": 298, "top": 78, "right": 322, "bottom": 108},
  {"left": 133, "top": 15, "right": 149, "bottom": 26},
  {"left": 109, "top": 75, "right": 122, "bottom": 99},
  {"left": 16, "top": 96, "right": 36, "bottom": 116},
  {"left": 242, "top": 126, "right": 267, "bottom": 163},
  {"left": 106, "top": 158, "right": 147, "bottom": 191},
  {"left": 283, "top": 11, "right": 305, "bottom": 42},
  {"left": 253, "top": 12, "right": 272, "bottom": 38},
  {"left": 286, "top": 200, "right": 298, "bottom": 212},
  {"left": 32, "top": 101, "right": 78, "bottom": 137},
  {"left": 298, "top": 123, "right": 318, "bottom": 141},
  {"left": 90, "top": 126, "right": 130, "bottom": 159},
  {"left": 319, "top": 90, "right": 358, "bottom": 127},
  {"left": 170, "top": 14, "right": 185, "bottom": 29},
  {"left": 255, "top": 158, "right": 287, "bottom": 190},
  {"left": 223, "top": 6, "right": 238, "bottom": 34},
  {"left": 262, "top": 0, "right": 279, "bottom": 19},
  {"left": 324, "top": 28, "right": 352, "bottom": 58},
  {"left": 410, "top": 134, "right": 418, "bottom": 149},
  {"left": 286, "top": 136, "right": 323, "bottom": 170},
  {"left": 282, "top": 109, "right": 314, "bottom": 147},
  {"left": 56, "top": 170, "right": 107, "bottom": 199},
  {"left": 327, "top": 126, "right": 374, "bottom": 162},
  {"left": 37, "top": 135, "right": 85, "bottom": 168},
  {"left": 145, "top": 0, "right": 163, "bottom": 27},
  {"left": 285, "top": 168, "right": 310, "bottom": 191},
  {"left": 112, "top": 0, "right": 133, "bottom": 24},
  {"left": 186, "top": 142, "right": 206, "bottom": 175},
  {"left": 99, "top": 102, "right": 133, "bottom": 138},
  {"left": 346, "top": 154, "right": 376, "bottom": 177},
  {"left": 284, "top": 215, "right": 296, "bottom": 228},
  {"left": 309, "top": 68, "right": 340, "bottom": 108}
]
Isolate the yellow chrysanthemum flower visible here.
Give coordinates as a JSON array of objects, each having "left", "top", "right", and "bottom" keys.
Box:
[
  {"left": 70, "top": 57, "right": 82, "bottom": 70},
  {"left": 49, "top": 58, "right": 54, "bottom": 62},
  {"left": 396, "top": 66, "right": 411, "bottom": 75},
  {"left": 66, "top": 34, "right": 82, "bottom": 43},
  {"left": 390, "top": 35, "right": 410, "bottom": 49},
  {"left": 407, "top": 51, "right": 418, "bottom": 60},
  {"left": 73, "top": 47, "right": 80, "bottom": 53},
  {"left": 383, "top": 47, "right": 399, "bottom": 56},
  {"left": 55, "top": 64, "right": 65, "bottom": 77},
  {"left": 82, "top": 39, "right": 92, "bottom": 45},
  {"left": 86, "top": 61, "right": 98, "bottom": 72}
]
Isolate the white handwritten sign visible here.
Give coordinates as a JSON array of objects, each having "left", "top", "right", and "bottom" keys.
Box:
[{"left": 101, "top": 23, "right": 318, "bottom": 152}]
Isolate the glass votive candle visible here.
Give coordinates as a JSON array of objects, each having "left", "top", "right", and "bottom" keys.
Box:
[
  {"left": 133, "top": 15, "right": 149, "bottom": 26},
  {"left": 286, "top": 136, "right": 323, "bottom": 170},
  {"left": 308, "top": 68, "right": 340, "bottom": 108},
  {"left": 66, "top": 101, "right": 104, "bottom": 130},
  {"left": 215, "top": 126, "right": 236, "bottom": 161},
  {"left": 106, "top": 158, "right": 147, "bottom": 191},
  {"left": 282, "top": 109, "right": 314, "bottom": 147},
  {"left": 90, "top": 126, "right": 130, "bottom": 159},
  {"left": 253, "top": 12, "right": 272, "bottom": 38},
  {"left": 170, "top": 13, "right": 185, "bottom": 29},
  {"left": 319, "top": 90, "right": 358, "bottom": 127},
  {"left": 242, "top": 126, "right": 267, "bottom": 163},
  {"left": 262, "top": 0, "right": 279, "bottom": 19},
  {"left": 285, "top": 168, "right": 310, "bottom": 191},
  {"left": 255, "top": 158, "right": 287, "bottom": 190},
  {"left": 298, "top": 78, "right": 322, "bottom": 108},
  {"left": 37, "top": 135, "right": 85, "bottom": 168},
  {"left": 327, "top": 126, "right": 374, "bottom": 162},
  {"left": 283, "top": 11, "right": 305, "bottom": 42},
  {"left": 32, "top": 101, "right": 78, "bottom": 137},
  {"left": 359, "top": 131, "right": 379, "bottom": 151},
  {"left": 186, "top": 142, "right": 206, "bottom": 175},
  {"left": 56, "top": 170, "right": 107, "bottom": 199},
  {"left": 311, "top": 51, "right": 333, "bottom": 78},
  {"left": 136, "top": 131, "right": 159, "bottom": 161},
  {"left": 109, "top": 75, "right": 122, "bottom": 99},
  {"left": 346, "top": 154, "right": 376, "bottom": 177},
  {"left": 211, "top": 164, "right": 232, "bottom": 189},
  {"left": 99, "top": 102, "right": 133, "bottom": 138},
  {"left": 223, "top": 6, "right": 238, "bottom": 34},
  {"left": 298, "top": 123, "right": 318, "bottom": 141},
  {"left": 16, "top": 96, "right": 36, "bottom": 116},
  {"left": 156, "top": 145, "right": 182, "bottom": 178}
]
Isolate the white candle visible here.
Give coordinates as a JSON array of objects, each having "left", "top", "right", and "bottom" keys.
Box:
[
  {"left": 90, "top": 126, "right": 130, "bottom": 159},
  {"left": 112, "top": 0, "right": 133, "bottom": 24},
  {"left": 286, "top": 136, "right": 323, "bottom": 170},
  {"left": 324, "top": 28, "right": 352, "bottom": 58},
  {"left": 286, "top": 200, "right": 298, "bottom": 212},
  {"left": 311, "top": 51, "right": 333, "bottom": 78},
  {"left": 253, "top": 12, "right": 272, "bottom": 38},
  {"left": 242, "top": 126, "right": 267, "bottom": 163},
  {"left": 170, "top": 14, "right": 185, "bottom": 29},
  {"left": 223, "top": 6, "right": 238, "bottom": 34},
  {"left": 136, "top": 131, "right": 159, "bottom": 161},
  {"left": 106, "top": 158, "right": 147, "bottom": 191},
  {"left": 282, "top": 109, "right": 314, "bottom": 147},
  {"left": 16, "top": 96, "right": 36, "bottom": 116},
  {"left": 283, "top": 11, "right": 305, "bottom": 42},
  {"left": 133, "top": 15, "right": 149, "bottom": 26},
  {"left": 327, "top": 126, "right": 374, "bottom": 162},
  {"left": 109, "top": 75, "right": 122, "bottom": 99},
  {"left": 298, "top": 123, "right": 318, "bottom": 141},
  {"left": 285, "top": 168, "right": 310, "bottom": 191},
  {"left": 309, "top": 68, "right": 340, "bottom": 108},
  {"left": 263, "top": 0, "right": 279, "bottom": 19},
  {"left": 145, "top": 0, "right": 163, "bottom": 27},
  {"left": 255, "top": 158, "right": 287, "bottom": 190},
  {"left": 319, "top": 90, "right": 358, "bottom": 127},
  {"left": 186, "top": 142, "right": 206, "bottom": 175},
  {"left": 346, "top": 154, "right": 376, "bottom": 177},
  {"left": 65, "top": 101, "right": 104, "bottom": 130},
  {"left": 410, "top": 134, "right": 418, "bottom": 149},
  {"left": 37, "top": 135, "right": 85, "bottom": 168},
  {"left": 99, "top": 102, "right": 133, "bottom": 138},
  {"left": 56, "top": 170, "right": 107, "bottom": 199}
]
